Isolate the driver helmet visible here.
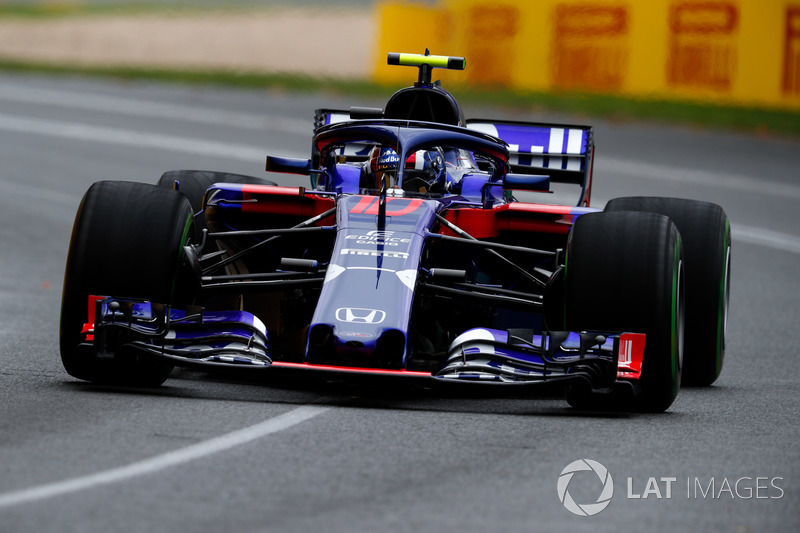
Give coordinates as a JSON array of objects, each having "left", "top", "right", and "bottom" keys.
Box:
[
  {"left": 403, "top": 148, "right": 446, "bottom": 193},
  {"left": 367, "top": 146, "right": 400, "bottom": 189}
]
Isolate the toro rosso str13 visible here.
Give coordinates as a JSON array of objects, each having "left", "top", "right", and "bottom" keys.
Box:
[{"left": 60, "top": 52, "right": 731, "bottom": 412}]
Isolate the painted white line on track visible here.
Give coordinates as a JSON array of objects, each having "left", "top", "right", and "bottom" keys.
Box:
[
  {"left": 0, "top": 404, "right": 329, "bottom": 509},
  {"left": 2, "top": 114, "right": 798, "bottom": 255},
  {"left": 1, "top": 80, "right": 796, "bottom": 199},
  {"left": 733, "top": 224, "right": 800, "bottom": 255},
  {"left": 0, "top": 112, "right": 278, "bottom": 162},
  {"left": 0, "top": 177, "right": 77, "bottom": 208},
  {"left": 0, "top": 84, "right": 311, "bottom": 136},
  {"left": 2, "top": 101, "right": 797, "bottom": 202},
  {"left": 600, "top": 157, "right": 800, "bottom": 201}
]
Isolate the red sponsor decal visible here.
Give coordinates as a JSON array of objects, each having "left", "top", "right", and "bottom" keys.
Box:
[
  {"left": 439, "top": 202, "right": 582, "bottom": 238},
  {"left": 556, "top": 4, "right": 628, "bottom": 36},
  {"left": 552, "top": 4, "right": 629, "bottom": 91},
  {"left": 240, "top": 184, "right": 303, "bottom": 196},
  {"left": 272, "top": 361, "right": 431, "bottom": 376},
  {"left": 784, "top": 7, "right": 800, "bottom": 95},
  {"left": 466, "top": 4, "right": 520, "bottom": 86},
  {"left": 667, "top": 2, "right": 739, "bottom": 91},
  {"left": 617, "top": 333, "right": 646, "bottom": 379},
  {"left": 349, "top": 197, "right": 424, "bottom": 216},
  {"left": 238, "top": 185, "right": 335, "bottom": 219},
  {"left": 670, "top": 1, "right": 738, "bottom": 33},
  {"left": 81, "top": 295, "right": 106, "bottom": 341}
]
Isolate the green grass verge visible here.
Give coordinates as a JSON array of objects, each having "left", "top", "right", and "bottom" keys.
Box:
[{"left": 1, "top": 58, "right": 798, "bottom": 137}]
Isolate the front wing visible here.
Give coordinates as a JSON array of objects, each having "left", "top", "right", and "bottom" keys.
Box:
[{"left": 80, "top": 296, "right": 645, "bottom": 396}]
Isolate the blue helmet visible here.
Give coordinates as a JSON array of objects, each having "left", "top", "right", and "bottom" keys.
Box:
[{"left": 368, "top": 146, "right": 401, "bottom": 189}]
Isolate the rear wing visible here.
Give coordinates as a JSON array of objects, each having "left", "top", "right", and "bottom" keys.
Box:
[
  {"left": 466, "top": 119, "right": 594, "bottom": 206},
  {"left": 315, "top": 107, "right": 382, "bottom": 133},
  {"left": 313, "top": 108, "right": 383, "bottom": 161}
]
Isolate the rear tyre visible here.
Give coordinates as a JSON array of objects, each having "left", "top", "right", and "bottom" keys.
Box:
[
  {"left": 60, "top": 181, "right": 194, "bottom": 386},
  {"left": 564, "top": 211, "right": 685, "bottom": 412},
  {"left": 605, "top": 197, "right": 730, "bottom": 386},
  {"left": 157, "top": 170, "right": 276, "bottom": 237}
]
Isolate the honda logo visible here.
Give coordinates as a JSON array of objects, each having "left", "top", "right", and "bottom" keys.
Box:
[{"left": 335, "top": 307, "right": 386, "bottom": 324}]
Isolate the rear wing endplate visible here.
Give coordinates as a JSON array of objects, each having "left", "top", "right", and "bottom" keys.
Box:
[
  {"left": 315, "top": 107, "right": 383, "bottom": 133},
  {"left": 313, "top": 108, "right": 384, "bottom": 162},
  {"left": 466, "top": 119, "right": 594, "bottom": 206}
]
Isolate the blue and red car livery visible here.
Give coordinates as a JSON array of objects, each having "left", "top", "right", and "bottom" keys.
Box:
[{"left": 60, "top": 52, "right": 731, "bottom": 412}]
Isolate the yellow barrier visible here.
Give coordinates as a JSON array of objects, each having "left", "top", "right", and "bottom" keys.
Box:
[{"left": 374, "top": 0, "right": 800, "bottom": 110}]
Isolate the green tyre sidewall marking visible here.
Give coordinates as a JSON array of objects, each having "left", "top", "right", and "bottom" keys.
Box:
[
  {"left": 672, "top": 234, "right": 683, "bottom": 395},
  {"left": 715, "top": 218, "right": 731, "bottom": 377},
  {"left": 170, "top": 213, "right": 194, "bottom": 303}
]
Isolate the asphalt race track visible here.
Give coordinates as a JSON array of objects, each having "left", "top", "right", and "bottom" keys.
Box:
[{"left": 0, "top": 74, "right": 798, "bottom": 532}]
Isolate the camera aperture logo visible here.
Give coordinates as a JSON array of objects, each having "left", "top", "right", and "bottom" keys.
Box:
[
  {"left": 557, "top": 460, "right": 785, "bottom": 516},
  {"left": 557, "top": 459, "right": 614, "bottom": 516}
]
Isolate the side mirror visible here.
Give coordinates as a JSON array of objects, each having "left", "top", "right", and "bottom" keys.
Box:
[
  {"left": 502, "top": 173, "right": 550, "bottom": 192},
  {"left": 265, "top": 156, "right": 311, "bottom": 175}
]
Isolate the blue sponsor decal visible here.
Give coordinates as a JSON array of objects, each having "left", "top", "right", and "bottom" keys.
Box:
[{"left": 468, "top": 122, "right": 588, "bottom": 171}]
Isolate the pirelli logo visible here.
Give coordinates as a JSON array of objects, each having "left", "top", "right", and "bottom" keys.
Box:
[
  {"left": 552, "top": 4, "right": 629, "bottom": 91},
  {"left": 340, "top": 249, "right": 409, "bottom": 259},
  {"left": 466, "top": 4, "right": 519, "bottom": 86},
  {"left": 784, "top": 7, "right": 800, "bottom": 96},
  {"left": 667, "top": 2, "right": 739, "bottom": 91}
]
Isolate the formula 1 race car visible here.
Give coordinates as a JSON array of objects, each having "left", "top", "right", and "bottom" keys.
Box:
[{"left": 59, "top": 52, "right": 731, "bottom": 412}]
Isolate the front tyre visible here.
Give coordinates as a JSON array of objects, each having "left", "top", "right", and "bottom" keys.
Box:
[
  {"left": 60, "top": 181, "right": 194, "bottom": 386},
  {"left": 564, "top": 211, "right": 685, "bottom": 412},
  {"left": 605, "top": 197, "right": 730, "bottom": 386},
  {"left": 157, "top": 170, "right": 276, "bottom": 238}
]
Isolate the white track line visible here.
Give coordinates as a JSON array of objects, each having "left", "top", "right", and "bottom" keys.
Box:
[
  {"left": 600, "top": 157, "right": 800, "bottom": 201},
  {"left": 0, "top": 84, "right": 310, "bottom": 136},
  {"left": 1, "top": 111, "right": 798, "bottom": 255},
  {"left": 2, "top": 81, "right": 797, "bottom": 199},
  {"left": 733, "top": 224, "right": 800, "bottom": 255},
  {"left": 0, "top": 112, "right": 274, "bottom": 162},
  {"left": 0, "top": 404, "right": 329, "bottom": 509}
]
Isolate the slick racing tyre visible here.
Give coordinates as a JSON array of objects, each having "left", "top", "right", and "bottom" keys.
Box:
[
  {"left": 60, "top": 181, "right": 194, "bottom": 386},
  {"left": 157, "top": 170, "right": 277, "bottom": 238},
  {"left": 605, "top": 197, "right": 730, "bottom": 386},
  {"left": 564, "top": 211, "right": 685, "bottom": 412}
]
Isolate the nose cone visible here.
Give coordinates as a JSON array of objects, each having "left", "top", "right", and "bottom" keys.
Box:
[{"left": 306, "top": 195, "right": 439, "bottom": 369}]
